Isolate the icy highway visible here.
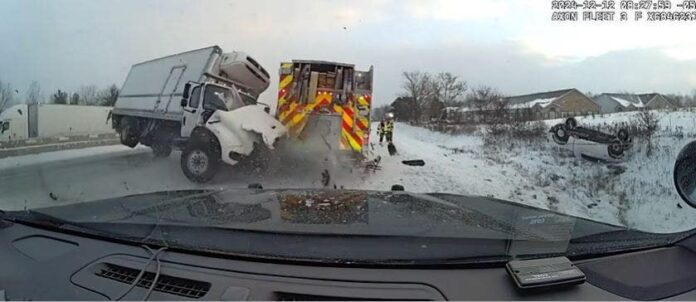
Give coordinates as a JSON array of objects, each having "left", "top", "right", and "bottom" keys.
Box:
[{"left": 0, "top": 123, "right": 507, "bottom": 212}]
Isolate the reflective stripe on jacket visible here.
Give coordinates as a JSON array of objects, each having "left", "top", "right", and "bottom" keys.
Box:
[{"left": 383, "top": 121, "right": 394, "bottom": 133}]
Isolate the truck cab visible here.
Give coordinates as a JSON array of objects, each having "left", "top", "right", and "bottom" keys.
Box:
[
  {"left": 180, "top": 82, "right": 249, "bottom": 137},
  {"left": 177, "top": 81, "right": 286, "bottom": 182}
]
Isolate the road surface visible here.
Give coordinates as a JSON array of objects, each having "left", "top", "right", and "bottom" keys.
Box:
[{"left": 0, "top": 144, "right": 382, "bottom": 211}]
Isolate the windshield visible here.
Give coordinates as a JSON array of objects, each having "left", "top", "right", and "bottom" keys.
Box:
[
  {"left": 204, "top": 85, "right": 245, "bottom": 111},
  {"left": 2, "top": 0, "right": 696, "bottom": 264}
]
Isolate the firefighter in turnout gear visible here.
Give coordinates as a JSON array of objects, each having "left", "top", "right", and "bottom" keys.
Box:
[{"left": 378, "top": 112, "right": 395, "bottom": 144}]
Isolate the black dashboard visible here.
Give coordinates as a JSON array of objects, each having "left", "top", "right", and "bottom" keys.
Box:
[{"left": 2, "top": 221, "right": 696, "bottom": 301}]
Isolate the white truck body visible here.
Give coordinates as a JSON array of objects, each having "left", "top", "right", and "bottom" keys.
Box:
[
  {"left": 113, "top": 46, "right": 269, "bottom": 122},
  {"left": 0, "top": 104, "right": 114, "bottom": 142},
  {"left": 112, "top": 45, "right": 284, "bottom": 182}
]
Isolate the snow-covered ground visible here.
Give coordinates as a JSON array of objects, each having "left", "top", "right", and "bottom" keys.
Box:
[
  {"left": 359, "top": 109, "right": 696, "bottom": 233},
  {"left": 1, "top": 109, "right": 695, "bottom": 233}
]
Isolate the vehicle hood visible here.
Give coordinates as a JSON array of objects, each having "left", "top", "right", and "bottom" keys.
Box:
[
  {"left": 33, "top": 189, "right": 623, "bottom": 240},
  {"left": 215, "top": 105, "right": 287, "bottom": 149}
]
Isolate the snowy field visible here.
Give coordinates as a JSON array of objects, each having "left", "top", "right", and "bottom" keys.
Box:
[
  {"left": 363, "top": 110, "right": 696, "bottom": 233},
  {"left": 0, "top": 110, "right": 695, "bottom": 233}
]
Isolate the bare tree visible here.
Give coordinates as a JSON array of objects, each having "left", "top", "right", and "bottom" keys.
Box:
[
  {"left": 432, "top": 72, "right": 467, "bottom": 107},
  {"left": 0, "top": 79, "right": 15, "bottom": 112},
  {"left": 51, "top": 89, "right": 69, "bottom": 104},
  {"left": 636, "top": 109, "right": 660, "bottom": 156},
  {"left": 70, "top": 92, "right": 80, "bottom": 105},
  {"left": 390, "top": 96, "right": 417, "bottom": 121},
  {"left": 400, "top": 71, "right": 433, "bottom": 123},
  {"left": 466, "top": 85, "right": 503, "bottom": 123},
  {"left": 98, "top": 84, "right": 119, "bottom": 106},
  {"left": 78, "top": 85, "right": 98, "bottom": 105},
  {"left": 26, "top": 81, "right": 43, "bottom": 104}
]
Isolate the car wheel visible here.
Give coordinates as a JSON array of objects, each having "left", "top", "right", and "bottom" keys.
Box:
[
  {"left": 565, "top": 117, "right": 578, "bottom": 130},
  {"left": 180, "top": 141, "right": 220, "bottom": 183},
  {"left": 617, "top": 128, "right": 630, "bottom": 143},
  {"left": 552, "top": 125, "right": 569, "bottom": 145},
  {"left": 608, "top": 139, "right": 624, "bottom": 159}
]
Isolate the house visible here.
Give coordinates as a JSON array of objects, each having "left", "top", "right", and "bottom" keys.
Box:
[
  {"left": 593, "top": 93, "right": 677, "bottom": 113},
  {"left": 639, "top": 93, "right": 676, "bottom": 110},
  {"left": 503, "top": 88, "right": 600, "bottom": 120},
  {"left": 439, "top": 88, "right": 600, "bottom": 123}
]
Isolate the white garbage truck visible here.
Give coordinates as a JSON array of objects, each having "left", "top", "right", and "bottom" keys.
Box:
[{"left": 111, "top": 45, "right": 287, "bottom": 182}]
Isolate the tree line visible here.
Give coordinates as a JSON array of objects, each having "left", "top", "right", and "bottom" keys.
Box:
[
  {"left": 371, "top": 71, "right": 696, "bottom": 124},
  {"left": 372, "top": 71, "right": 503, "bottom": 123},
  {"left": 0, "top": 78, "right": 119, "bottom": 113}
]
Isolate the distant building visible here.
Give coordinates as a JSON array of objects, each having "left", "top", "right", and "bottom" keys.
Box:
[
  {"left": 593, "top": 93, "right": 677, "bottom": 113},
  {"left": 439, "top": 89, "right": 600, "bottom": 123},
  {"left": 503, "top": 88, "right": 600, "bottom": 120}
]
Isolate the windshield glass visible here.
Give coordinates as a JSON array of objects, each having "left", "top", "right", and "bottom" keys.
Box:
[
  {"left": 2, "top": 0, "right": 696, "bottom": 264},
  {"left": 204, "top": 85, "right": 245, "bottom": 111},
  {"left": 239, "top": 91, "right": 257, "bottom": 106}
]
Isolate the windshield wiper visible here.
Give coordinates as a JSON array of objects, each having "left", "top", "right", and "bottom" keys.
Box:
[{"left": 1, "top": 209, "right": 96, "bottom": 232}]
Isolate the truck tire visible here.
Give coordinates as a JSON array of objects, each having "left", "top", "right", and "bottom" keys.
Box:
[
  {"left": 565, "top": 117, "right": 578, "bottom": 130},
  {"left": 180, "top": 139, "right": 220, "bottom": 183},
  {"left": 119, "top": 118, "right": 140, "bottom": 148},
  {"left": 152, "top": 142, "right": 172, "bottom": 157}
]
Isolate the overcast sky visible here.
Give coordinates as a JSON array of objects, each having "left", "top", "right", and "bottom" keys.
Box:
[{"left": 2, "top": 0, "right": 696, "bottom": 107}]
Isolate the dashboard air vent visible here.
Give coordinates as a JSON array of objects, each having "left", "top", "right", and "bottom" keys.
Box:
[{"left": 95, "top": 263, "right": 210, "bottom": 299}]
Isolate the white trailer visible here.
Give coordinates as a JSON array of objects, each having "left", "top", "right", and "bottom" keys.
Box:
[
  {"left": 112, "top": 45, "right": 286, "bottom": 182},
  {"left": 0, "top": 104, "right": 114, "bottom": 142}
]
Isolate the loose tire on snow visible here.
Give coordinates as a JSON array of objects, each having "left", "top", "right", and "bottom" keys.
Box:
[
  {"left": 119, "top": 118, "right": 140, "bottom": 148},
  {"left": 608, "top": 139, "right": 624, "bottom": 159},
  {"left": 551, "top": 125, "right": 569, "bottom": 145},
  {"left": 180, "top": 139, "right": 221, "bottom": 183},
  {"left": 565, "top": 117, "right": 578, "bottom": 130}
]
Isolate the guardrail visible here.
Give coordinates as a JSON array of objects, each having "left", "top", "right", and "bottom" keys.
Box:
[{"left": 0, "top": 133, "right": 120, "bottom": 159}]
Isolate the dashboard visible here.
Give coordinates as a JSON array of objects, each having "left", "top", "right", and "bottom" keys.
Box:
[{"left": 2, "top": 221, "right": 696, "bottom": 301}]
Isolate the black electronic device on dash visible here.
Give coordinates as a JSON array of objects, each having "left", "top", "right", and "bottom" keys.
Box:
[{"left": 506, "top": 256, "right": 585, "bottom": 290}]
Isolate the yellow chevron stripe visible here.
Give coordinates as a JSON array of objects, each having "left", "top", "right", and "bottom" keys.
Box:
[
  {"left": 343, "top": 129, "right": 361, "bottom": 151},
  {"left": 280, "top": 75, "right": 293, "bottom": 90},
  {"left": 357, "top": 96, "right": 369, "bottom": 107},
  {"left": 288, "top": 111, "right": 307, "bottom": 128},
  {"left": 342, "top": 112, "right": 353, "bottom": 128},
  {"left": 279, "top": 102, "right": 297, "bottom": 122}
]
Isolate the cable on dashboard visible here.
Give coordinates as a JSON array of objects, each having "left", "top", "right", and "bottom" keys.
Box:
[{"left": 113, "top": 245, "right": 167, "bottom": 301}]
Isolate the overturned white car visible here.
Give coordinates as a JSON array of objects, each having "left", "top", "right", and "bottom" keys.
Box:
[{"left": 549, "top": 117, "right": 631, "bottom": 162}]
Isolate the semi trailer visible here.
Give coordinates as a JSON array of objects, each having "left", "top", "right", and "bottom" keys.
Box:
[
  {"left": 111, "top": 45, "right": 286, "bottom": 182},
  {"left": 0, "top": 104, "right": 114, "bottom": 142}
]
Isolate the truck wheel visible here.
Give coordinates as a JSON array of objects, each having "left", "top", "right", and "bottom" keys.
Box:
[
  {"left": 551, "top": 125, "right": 569, "bottom": 145},
  {"left": 119, "top": 118, "right": 140, "bottom": 148},
  {"left": 152, "top": 142, "right": 172, "bottom": 157},
  {"left": 180, "top": 141, "right": 220, "bottom": 183},
  {"left": 608, "top": 139, "right": 624, "bottom": 159},
  {"left": 565, "top": 117, "right": 578, "bottom": 130}
]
